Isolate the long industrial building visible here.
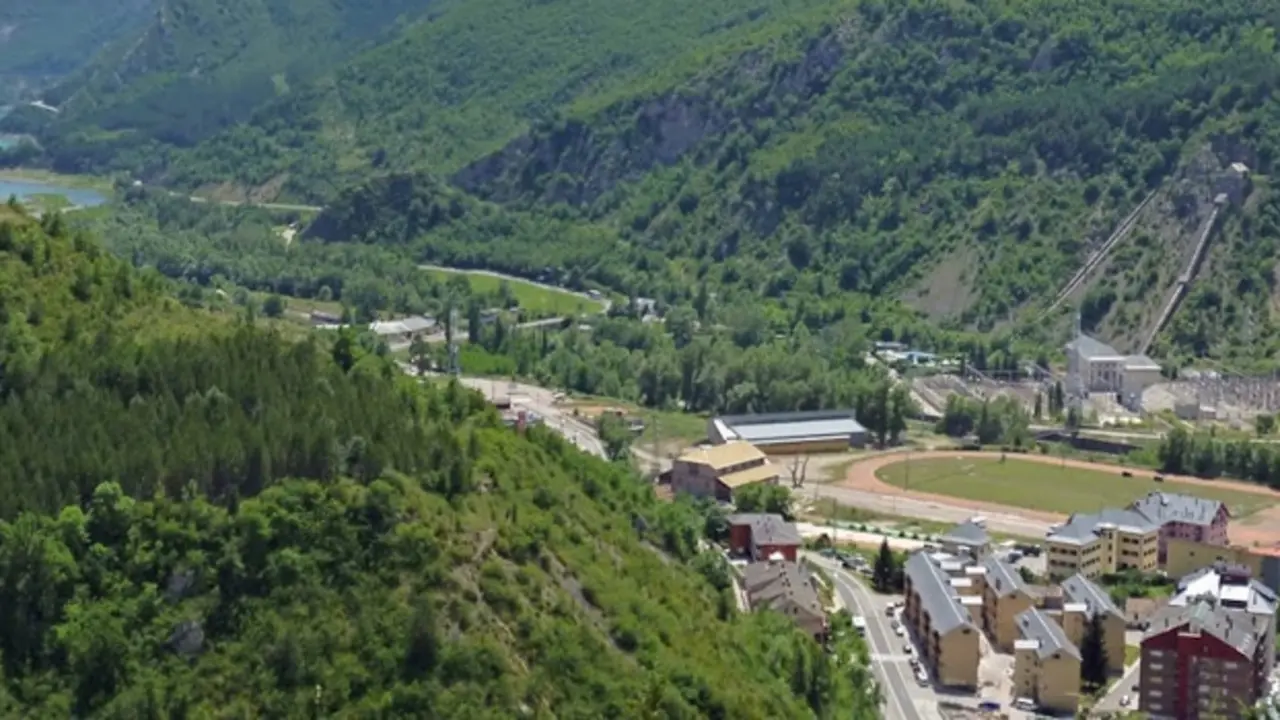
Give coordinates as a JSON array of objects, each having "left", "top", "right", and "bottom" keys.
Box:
[{"left": 707, "top": 409, "right": 868, "bottom": 454}]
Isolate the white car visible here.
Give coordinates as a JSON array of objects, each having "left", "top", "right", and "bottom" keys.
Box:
[{"left": 1120, "top": 695, "right": 1131, "bottom": 707}]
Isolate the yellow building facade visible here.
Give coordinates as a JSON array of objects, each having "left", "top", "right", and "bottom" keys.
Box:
[
  {"left": 1013, "top": 608, "right": 1082, "bottom": 714},
  {"left": 1045, "top": 510, "right": 1159, "bottom": 580}
]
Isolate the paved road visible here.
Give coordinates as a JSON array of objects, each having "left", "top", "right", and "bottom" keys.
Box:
[
  {"left": 811, "top": 482, "right": 1054, "bottom": 539},
  {"left": 811, "top": 556, "right": 930, "bottom": 720},
  {"left": 388, "top": 316, "right": 568, "bottom": 352}
]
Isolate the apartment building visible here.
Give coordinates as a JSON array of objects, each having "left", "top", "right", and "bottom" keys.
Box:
[
  {"left": 1053, "top": 574, "right": 1126, "bottom": 675},
  {"left": 741, "top": 559, "right": 829, "bottom": 642},
  {"left": 1140, "top": 601, "right": 1274, "bottom": 719},
  {"left": 727, "top": 513, "right": 802, "bottom": 562},
  {"left": 669, "top": 442, "right": 779, "bottom": 502},
  {"left": 903, "top": 552, "right": 980, "bottom": 689},
  {"left": 1045, "top": 508, "right": 1159, "bottom": 580},
  {"left": 1163, "top": 563, "right": 1278, "bottom": 683},
  {"left": 1130, "top": 492, "right": 1229, "bottom": 565},
  {"left": 980, "top": 555, "right": 1037, "bottom": 651},
  {"left": 1013, "top": 607, "right": 1082, "bottom": 714}
]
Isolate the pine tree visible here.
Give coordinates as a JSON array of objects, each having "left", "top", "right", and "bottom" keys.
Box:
[
  {"left": 872, "top": 538, "right": 896, "bottom": 593},
  {"left": 1079, "top": 613, "right": 1108, "bottom": 690}
]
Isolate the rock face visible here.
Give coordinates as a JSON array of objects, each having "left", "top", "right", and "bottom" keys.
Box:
[{"left": 450, "top": 32, "right": 854, "bottom": 209}]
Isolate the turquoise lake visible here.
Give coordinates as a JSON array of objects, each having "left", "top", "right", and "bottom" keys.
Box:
[{"left": 0, "top": 177, "right": 107, "bottom": 208}]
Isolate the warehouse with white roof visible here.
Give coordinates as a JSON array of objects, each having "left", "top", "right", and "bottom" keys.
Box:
[{"left": 707, "top": 409, "right": 868, "bottom": 454}]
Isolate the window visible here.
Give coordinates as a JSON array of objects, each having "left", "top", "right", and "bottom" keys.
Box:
[
  {"left": 1149, "top": 703, "right": 1162, "bottom": 712},
  {"left": 1149, "top": 663, "right": 1164, "bottom": 671},
  {"left": 1150, "top": 690, "right": 1163, "bottom": 698},
  {"left": 1224, "top": 662, "right": 1239, "bottom": 670}
]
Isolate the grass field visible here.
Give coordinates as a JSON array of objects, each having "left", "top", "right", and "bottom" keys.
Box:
[
  {"left": 877, "top": 456, "right": 1273, "bottom": 519},
  {"left": 421, "top": 267, "right": 606, "bottom": 316}
]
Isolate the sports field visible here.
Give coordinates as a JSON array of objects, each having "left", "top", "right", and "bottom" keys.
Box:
[
  {"left": 876, "top": 456, "right": 1273, "bottom": 518},
  {"left": 420, "top": 267, "right": 605, "bottom": 315}
]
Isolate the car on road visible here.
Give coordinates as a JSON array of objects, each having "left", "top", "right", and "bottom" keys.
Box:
[
  {"left": 914, "top": 669, "right": 929, "bottom": 686},
  {"left": 977, "top": 701, "right": 1001, "bottom": 713},
  {"left": 902, "top": 643, "right": 913, "bottom": 655},
  {"left": 1120, "top": 695, "right": 1131, "bottom": 707},
  {"left": 1012, "top": 698, "right": 1036, "bottom": 712}
]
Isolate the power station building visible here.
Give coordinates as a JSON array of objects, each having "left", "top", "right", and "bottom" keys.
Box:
[
  {"left": 1065, "top": 334, "right": 1162, "bottom": 411},
  {"left": 707, "top": 409, "right": 868, "bottom": 454}
]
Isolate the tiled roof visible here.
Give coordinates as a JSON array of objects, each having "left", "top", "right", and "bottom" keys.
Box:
[
  {"left": 905, "top": 552, "right": 974, "bottom": 635},
  {"left": 727, "top": 514, "right": 802, "bottom": 547},
  {"left": 1172, "top": 565, "right": 1277, "bottom": 616},
  {"left": 1144, "top": 601, "right": 1268, "bottom": 658},
  {"left": 1048, "top": 508, "right": 1157, "bottom": 545},
  {"left": 981, "top": 555, "right": 1027, "bottom": 598},
  {"left": 941, "top": 521, "right": 990, "bottom": 547},
  {"left": 1061, "top": 574, "right": 1122, "bottom": 620},
  {"left": 742, "top": 561, "right": 825, "bottom": 619},
  {"left": 677, "top": 441, "right": 766, "bottom": 470},
  {"left": 718, "top": 463, "right": 781, "bottom": 488},
  {"left": 1131, "top": 491, "right": 1226, "bottom": 526},
  {"left": 1016, "top": 607, "right": 1081, "bottom": 661}
]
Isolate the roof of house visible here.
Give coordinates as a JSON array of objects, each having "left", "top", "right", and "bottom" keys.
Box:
[
  {"left": 718, "top": 462, "right": 781, "bottom": 489},
  {"left": 1016, "top": 607, "right": 1081, "bottom": 661},
  {"left": 1131, "top": 492, "right": 1227, "bottom": 527},
  {"left": 1047, "top": 508, "right": 1157, "bottom": 545},
  {"left": 368, "top": 315, "right": 435, "bottom": 336},
  {"left": 1066, "top": 334, "right": 1121, "bottom": 360},
  {"left": 905, "top": 552, "right": 974, "bottom": 635},
  {"left": 742, "top": 561, "right": 825, "bottom": 620},
  {"left": 1124, "top": 354, "right": 1161, "bottom": 370},
  {"left": 982, "top": 555, "right": 1027, "bottom": 598},
  {"left": 677, "top": 441, "right": 765, "bottom": 470},
  {"left": 1144, "top": 601, "right": 1268, "bottom": 658},
  {"left": 727, "top": 514, "right": 802, "bottom": 547},
  {"left": 714, "top": 410, "right": 866, "bottom": 445},
  {"left": 1061, "top": 574, "right": 1123, "bottom": 620},
  {"left": 1171, "top": 564, "right": 1278, "bottom": 616},
  {"left": 940, "top": 521, "right": 990, "bottom": 548}
]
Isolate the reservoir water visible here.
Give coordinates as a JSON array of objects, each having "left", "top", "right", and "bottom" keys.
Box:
[{"left": 0, "top": 177, "right": 107, "bottom": 208}]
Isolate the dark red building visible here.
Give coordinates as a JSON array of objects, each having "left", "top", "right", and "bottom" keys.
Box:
[{"left": 727, "top": 513, "right": 801, "bottom": 562}]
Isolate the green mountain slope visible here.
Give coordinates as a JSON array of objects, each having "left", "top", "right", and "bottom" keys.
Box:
[
  {"left": 0, "top": 210, "right": 877, "bottom": 717},
  {"left": 0, "top": 0, "right": 151, "bottom": 103}
]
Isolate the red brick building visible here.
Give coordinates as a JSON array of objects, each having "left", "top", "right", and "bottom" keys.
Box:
[{"left": 727, "top": 514, "right": 801, "bottom": 562}]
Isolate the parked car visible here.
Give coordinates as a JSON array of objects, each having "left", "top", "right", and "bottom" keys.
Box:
[
  {"left": 977, "top": 701, "right": 1001, "bottom": 713},
  {"left": 1120, "top": 695, "right": 1131, "bottom": 707},
  {"left": 1012, "top": 698, "right": 1036, "bottom": 711}
]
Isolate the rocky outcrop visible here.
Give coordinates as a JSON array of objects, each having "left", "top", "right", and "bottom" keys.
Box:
[{"left": 451, "top": 31, "right": 854, "bottom": 209}]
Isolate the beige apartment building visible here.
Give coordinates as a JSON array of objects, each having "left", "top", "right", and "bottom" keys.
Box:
[
  {"left": 1051, "top": 574, "right": 1126, "bottom": 675},
  {"left": 903, "top": 552, "right": 980, "bottom": 689},
  {"left": 981, "top": 555, "right": 1037, "bottom": 651},
  {"left": 1045, "top": 508, "right": 1159, "bottom": 580},
  {"left": 1013, "top": 607, "right": 1082, "bottom": 714}
]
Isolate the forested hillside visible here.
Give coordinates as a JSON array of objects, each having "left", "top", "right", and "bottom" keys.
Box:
[
  {"left": 11, "top": 0, "right": 1280, "bottom": 366},
  {"left": 0, "top": 209, "right": 876, "bottom": 716},
  {"left": 0, "top": 0, "right": 150, "bottom": 103}
]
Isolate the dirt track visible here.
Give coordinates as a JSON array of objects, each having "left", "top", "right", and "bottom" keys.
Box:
[{"left": 840, "top": 450, "right": 1280, "bottom": 547}]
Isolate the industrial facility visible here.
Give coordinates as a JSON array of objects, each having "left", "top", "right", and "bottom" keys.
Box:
[{"left": 707, "top": 409, "right": 868, "bottom": 454}]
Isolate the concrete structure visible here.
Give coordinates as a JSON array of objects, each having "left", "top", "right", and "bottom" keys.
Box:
[
  {"left": 981, "top": 555, "right": 1037, "bottom": 651},
  {"left": 669, "top": 442, "right": 779, "bottom": 502},
  {"left": 1065, "top": 334, "right": 1162, "bottom": 411},
  {"left": 1131, "top": 492, "right": 1230, "bottom": 565},
  {"left": 1140, "top": 598, "right": 1274, "bottom": 719},
  {"left": 1045, "top": 508, "right": 1159, "bottom": 579},
  {"left": 902, "top": 552, "right": 980, "bottom": 689},
  {"left": 742, "top": 559, "right": 828, "bottom": 641},
  {"left": 369, "top": 315, "right": 436, "bottom": 341},
  {"left": 1054, "top": 573, "right": 1126, "bottom": 675},
  {"left": 1165, "top": 538, "right": 1280, "bottom": 593},
  {"left": 1013, "top": 607, "right": 1082, "bottom": 715},
  {"left": 938, "top": 520, "right": 991, "bottom": 558},
  {"left": 727, "top": 514, "right": 802, "bottom": 562},
  {"left": 708, "top": 410, "right": 868, "bottom": 455}
]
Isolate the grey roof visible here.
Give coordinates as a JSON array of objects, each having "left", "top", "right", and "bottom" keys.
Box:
[
  {"left": 1144, "top": 601, "right": 1268, "bottom": 658},
  {"left": 716, "top": 409, "right": 866, "bottom": 445},
  {"left": 905, "top": 552, "right": 974, "bottom": 635},
  {"left": 1066, "top": 334, "right": 1121, "bottom": 360},
  {"left": 982, "top": 555, "right": 1027, "bottom": 598},
  {"left": 742, "top": 561, "right": 825, "bottom": 619},
  {"left": 1061, "top": 574, "right": 1122, "bottom": 620},
  {"left": 1171, "top": 565, "right": 1278, "bottom": 617},
  {"left": 727, "top": 514, "right": 802, "bottom": 547},
  {"left": 941, "top": 521, "right": 990, "bottom": 548},
  {"left": 1048, "top": 508, "right": 1157, "bottom": 545},
  {"left": 1131, "top": 492, "right": 1227, "bottom": 527},
  {"left": 1016, "top": 607, "right": 1081, "bottom": 661}
]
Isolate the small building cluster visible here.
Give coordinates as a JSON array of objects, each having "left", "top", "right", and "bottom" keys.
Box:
[
  {"left": 728, "top": 513, "right": 826, "bottom": 642},
  {"left": 1045, "top": 492, "right": 1230, "bottom": 580},
  {"left": 1065, "top": 334, "right": 1162, "bottom": 412},
  {"left": 668, "top": 442, "right": 781, "bottom": 503}
]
